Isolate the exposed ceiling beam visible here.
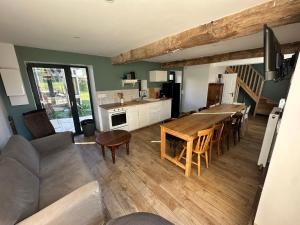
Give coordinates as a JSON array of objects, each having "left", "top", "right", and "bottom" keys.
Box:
[
  {"left": 161, "top": 41, "right": 300, "bottom": 68},
  {"left": 111, "top": 0, "right": 300, "bottom": 65}
]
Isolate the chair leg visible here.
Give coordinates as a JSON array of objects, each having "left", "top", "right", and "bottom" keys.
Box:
[
  {"left": 209, "top": 142, "right": 212, "bottom": 163},
  {"left": 233, "top": 130, "right": 236, "bottom": 145},
  {"left": 227, "top": 134, "right": 230, "bottom": 151},
  {"left": 177, "top": 146, "right": 186, "bottom": 161},
  {"left": 238, "top": 128, "right": 241, "bottom": 142},
  {"left": 197, "top": 153, "right": 201, "bottom": 176},
  {"left": 205, "top": 152, "right": 209, "bottom": 169},
  {"left": 217, "top": 141, "right": 221, "bottom": 156}
]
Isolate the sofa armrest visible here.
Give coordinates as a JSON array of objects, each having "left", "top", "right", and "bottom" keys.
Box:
[
  {"left": 17, "top": 181, "right": 105, "bottom": 225},
  {"left": 31, "top": 132, "right": 74, "bottom": 156}
]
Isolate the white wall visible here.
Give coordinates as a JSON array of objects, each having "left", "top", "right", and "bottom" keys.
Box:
[
  {"left": 254, "top": 59, "right": 300, "bottom": 224},
  {"left": 209, "top": 64, "right": 227, "bottom": 83},
  {"left": 0, "top": 96, "right": 12, "bottom": 149},
  {"left": 182, "top": 64, "right": 210, "bottom": 112},
  {"left": 182, "top": 64, "right": 227, "bottom": 112}
]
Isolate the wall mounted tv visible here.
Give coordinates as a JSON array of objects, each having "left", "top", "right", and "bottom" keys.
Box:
[{"left": 264, "top": 25, "right": 299, "bottom": 81}]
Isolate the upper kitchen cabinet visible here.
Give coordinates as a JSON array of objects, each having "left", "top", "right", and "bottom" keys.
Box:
[
  {"left": 0, "top": 43, "right": 19, "bottom": 69},
  {"left": 0, "top": 43, "right": 29, "bottom": 105},
  {"left": 149, "top": 70, "right": 168, "bottom": 82},
  {"left": 0, "top": 69, "right": 25, "bottom": 96}
]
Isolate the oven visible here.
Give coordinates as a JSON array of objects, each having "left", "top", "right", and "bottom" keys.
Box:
[{"left": 108, "top": 108, "right": 128, "bottom": 130}]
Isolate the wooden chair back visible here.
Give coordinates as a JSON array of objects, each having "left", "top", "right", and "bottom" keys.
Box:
[
  {"left": 194, "top": 127, "right": 213, "bottom": 154},
  {"left": 232, "top": 112, "right": 243, "bottom": 128},
  {"left": 212, "top": 123, "right": 224, "bottom": 142}
]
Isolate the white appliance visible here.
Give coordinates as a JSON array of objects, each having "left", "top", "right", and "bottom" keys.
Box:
[
  {"left": 108, "top": 107, "right": 128, "bottom": 130},
  {"left": 257, "top": 107, "right": 281, "bottom": 167}
]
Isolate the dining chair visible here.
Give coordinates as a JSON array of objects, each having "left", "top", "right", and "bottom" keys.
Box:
[
  {"left": 240, "top": 105, "right": 251, "bottom": 136},
  {"left": 178, "top": 127, "right": 214, "bottom": 176},
  {"left": 222, "top": 119, "right": 231, "bottom": 151},
  {"left": 163, "top": 117, "right": 184, "bottom": 157},
  {"left": 209, "top": 123, "right": 224, "bottom": 162},
  {"left": 231, "top": 112, "right": 243, "bottom": 145}
]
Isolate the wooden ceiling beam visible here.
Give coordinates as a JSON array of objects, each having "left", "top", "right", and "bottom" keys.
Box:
[
  {"left": 161, "top": 41, "right": 300, "bottom": 68},
  {"left": 111, "top": 0, "right": 300, "bottom": 64}
]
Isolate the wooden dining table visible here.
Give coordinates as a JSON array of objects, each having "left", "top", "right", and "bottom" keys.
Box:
[{"left": 160, "top": 104, "right": 246, "bottom": 177}]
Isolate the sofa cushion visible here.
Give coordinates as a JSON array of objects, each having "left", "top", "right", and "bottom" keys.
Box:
[
  {"left": 2, "top": 135, "right": 40, "bottom": 176},
  {"left": 39, "top": 145, "right": 93, "bottom": 209},
  {"left": 0, "top": 157, "right": 39, "bottom": 225}
]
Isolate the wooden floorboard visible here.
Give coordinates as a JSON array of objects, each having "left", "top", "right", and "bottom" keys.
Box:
[{"left": 76, "top": 116, "right": 267, "bottom": 225}]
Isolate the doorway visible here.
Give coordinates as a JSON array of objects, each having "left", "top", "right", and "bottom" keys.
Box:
[
  {"left": 222, "top": 73, "right": 237, "bottom": 104},
  {"left": 27, "top": 63, "right": 94, "bottom": 134}
]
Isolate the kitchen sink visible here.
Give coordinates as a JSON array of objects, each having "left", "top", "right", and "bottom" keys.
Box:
[{"left": 144, "top": 98, "right": 160, "bottom": 102}]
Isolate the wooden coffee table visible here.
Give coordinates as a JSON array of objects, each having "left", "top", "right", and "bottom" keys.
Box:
[{"left": 96, "top": 130, "right": 131, "bottom": 164}]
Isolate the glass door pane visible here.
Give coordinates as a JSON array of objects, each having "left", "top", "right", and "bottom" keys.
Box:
[
  {"left": 70, "top": 67, "right": 93, "bottom": 122},
  {"left": 32, "top": 67, "right": 76, "bottom": 133}
]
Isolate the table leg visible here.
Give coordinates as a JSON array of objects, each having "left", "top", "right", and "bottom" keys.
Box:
[
  {"left": 111, "top": 147, "right": 116, "bottom": 164},
  {"left": 160, "top": 127, "right": 166, "bottom": 159},
  {"left": 185, "top": 140, "right": 193, "bottom": 177},
  {"left": 126, "top": 142, "right": 130, "bottom": 155},
  {"left": 101, "top": 145, "right": 105, "bottom": 158}
]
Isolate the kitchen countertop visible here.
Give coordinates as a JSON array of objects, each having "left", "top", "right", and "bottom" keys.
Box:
[{"left": 99, "top": 98, "right": 171, "bottom": 110}]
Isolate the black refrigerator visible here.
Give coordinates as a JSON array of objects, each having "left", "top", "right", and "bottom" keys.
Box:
[{"left": 161, "top": 82, "right": 181, "bottom": 118}]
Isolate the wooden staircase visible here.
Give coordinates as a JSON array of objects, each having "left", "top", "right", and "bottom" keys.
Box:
[{"left": 226, "top": 65, "right": 265, "bottom": 116}]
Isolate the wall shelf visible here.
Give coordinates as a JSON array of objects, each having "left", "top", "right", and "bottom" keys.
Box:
[{"left": 121, "top": 79, "right": 138, "bottom": 87}]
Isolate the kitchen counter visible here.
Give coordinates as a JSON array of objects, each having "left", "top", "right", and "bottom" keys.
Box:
[{"left": 99, "top": 98, "right": 171, "bottom": 110}]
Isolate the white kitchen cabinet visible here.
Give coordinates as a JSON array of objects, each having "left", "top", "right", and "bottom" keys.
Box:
[
  {"left": 137, "top": 104, "right": 149, "bottom": 128},
  {"left": 126, "top": 106, "right": 139, "bottom": 131},
  {"left": 149, "top": 70, "right": 168, "bottom": 82},
  {"left": 0, "top": 43, "right": 19, "bottom": 69},
  {"left": 0, "top": 43, "right": 29, "bottom": 106},
  {"left": 100, "top": 99, "right": 172, "bottom": 132},
  {"left": 160, "top": 99, "right": 172, "bottom": 121},
  {"left": 0, "top": 69, "right": 25, "bottom": 96},
  {"left": 148, "top": 102, "right": 161, "bottom": 124}
]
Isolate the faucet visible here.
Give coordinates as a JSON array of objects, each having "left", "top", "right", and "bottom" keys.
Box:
[{"left": 139, "top": 90, "right": 147, "bottom": 100}]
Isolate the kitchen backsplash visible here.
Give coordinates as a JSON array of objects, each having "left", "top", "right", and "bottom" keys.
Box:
[
  {"left": 97, "top": 89, "right": 139, "bottom": 105},
  {"left": 97, "top": 88, "right": 161, "bottom": 105}
]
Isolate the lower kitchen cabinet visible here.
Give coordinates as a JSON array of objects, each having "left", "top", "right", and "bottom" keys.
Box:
[
  {"left": 160, "top": 99, "right": 172, "bottom": 121},
  {"left": 125, "top": 99, "right": 171, "bottom": 131},
  {"left": 149, "top": 102, "right": 161, "bottom": 124},
  {"left": 126, "top": 106, "right": 139, "bottom": 131},
  {"left": 137, "top": 104, "right": 149, "bottom": 128}
]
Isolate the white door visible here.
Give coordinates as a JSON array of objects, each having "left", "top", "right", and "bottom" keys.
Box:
[{"left": 222, "top": 73, "right": 237, "bottom": 104}]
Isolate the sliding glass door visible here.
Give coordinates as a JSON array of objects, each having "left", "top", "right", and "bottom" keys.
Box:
[{"left": 27, "top": 63, "right": 94, "bottom": 134}]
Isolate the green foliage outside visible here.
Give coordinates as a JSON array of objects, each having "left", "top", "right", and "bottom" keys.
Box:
[{"left": 40, "top": 80, "right": 92, "bottom": 119}]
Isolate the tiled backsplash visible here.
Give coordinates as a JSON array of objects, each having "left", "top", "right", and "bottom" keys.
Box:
[
  {"left": 97, "top": 89, "right": 140, "bottom": 105},
  {"left": 97, "top": 88, "right": 162, "bottom": 105}
]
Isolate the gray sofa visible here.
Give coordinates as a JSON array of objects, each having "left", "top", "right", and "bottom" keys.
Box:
[{"left": 0, "top": 132, "right": 105, "bottom": 225}]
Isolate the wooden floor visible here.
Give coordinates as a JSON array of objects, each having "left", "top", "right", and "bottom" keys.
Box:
[{"left": 76, "top": 116, "right": 267, "bottom": 225}]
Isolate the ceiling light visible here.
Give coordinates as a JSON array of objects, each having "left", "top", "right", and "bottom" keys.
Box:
[
  {"left": 105, "top": 0, "right": 114, "bottom": 2},
  {"left": 73, "top": 36, "right": 80, "bottom": 39}
]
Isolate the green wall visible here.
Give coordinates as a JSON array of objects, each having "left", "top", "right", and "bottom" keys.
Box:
[
  {"left": 237, "top": 63, "right": 291, "bottom": 113},
  {"left": 0, "top": 46, "right": 162, "bottom": 139},
  {"left": 252, "top": 63, "right": 291, "bottom": 102}
]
